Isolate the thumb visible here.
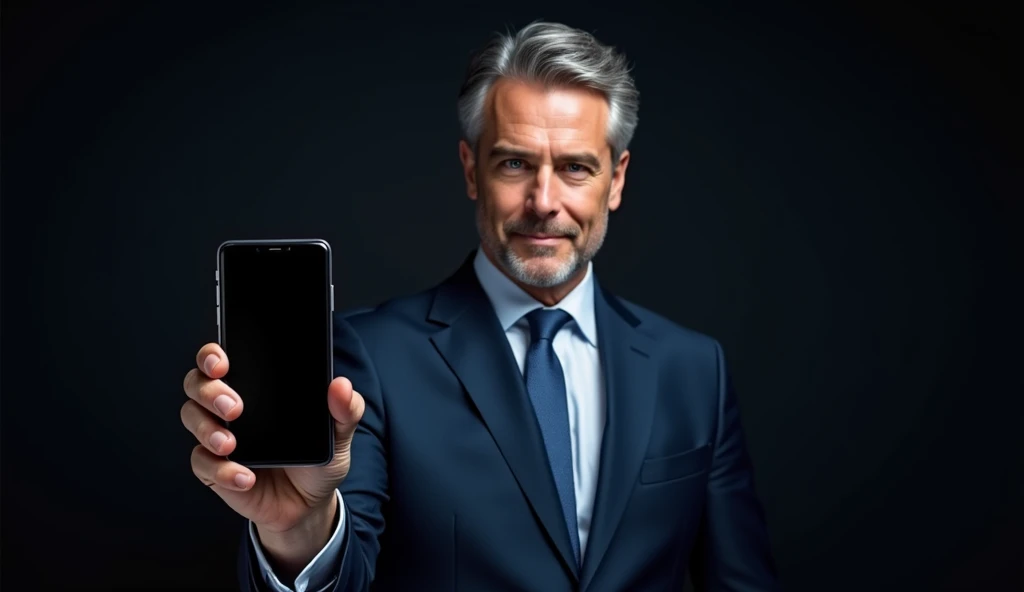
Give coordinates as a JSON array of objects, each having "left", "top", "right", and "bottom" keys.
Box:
[{"left": 328, "top": 376, "right": 365, "bottom": 444}]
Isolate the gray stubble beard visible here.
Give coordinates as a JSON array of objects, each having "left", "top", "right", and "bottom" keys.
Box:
[{"left": 475, "top": 196, "right": 609, "bottom": 289}]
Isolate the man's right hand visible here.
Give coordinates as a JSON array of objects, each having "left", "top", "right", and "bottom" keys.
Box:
[{"left": 181, "top": 343, "right": 365, "bottom": 571}]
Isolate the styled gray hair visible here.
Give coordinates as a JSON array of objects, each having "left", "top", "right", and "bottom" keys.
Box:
[{"left": 457, "top": 21, "right": 639, "bottom": 166}]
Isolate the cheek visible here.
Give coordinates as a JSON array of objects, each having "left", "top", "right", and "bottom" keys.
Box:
[
  {"left": 482, "top": 185, "right": 524, "bottom": 220},
  {"left": 567, "top": 196, "right": 607, "bottom": 230}
]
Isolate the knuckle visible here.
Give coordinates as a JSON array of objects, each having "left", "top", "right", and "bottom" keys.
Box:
[
  {"left": 195, "top": 417, "right": 213, "bottom": 440},
  {"left": 183, "top": 368, "right": 195, "bottom": 393},
  {"left": 197, "top": 379, "right": 220, "bottom": 407},
  {"left": 190, "top": 446, "right": 215, "bottom": 486},
  {"left": 190, "top": 445, "right": 204, "bottom": 474}
]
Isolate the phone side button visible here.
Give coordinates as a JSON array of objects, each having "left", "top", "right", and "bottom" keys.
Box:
[
  {"left": 331, "top": 284, "right": 335, "bottom": 311},
  {"left": 216, "top": 305, "right": 220, "bottom": 326}
]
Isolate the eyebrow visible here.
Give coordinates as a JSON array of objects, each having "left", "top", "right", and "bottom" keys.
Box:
[{"left": 488, "top": 145, "right": 603, "bottom": 171}]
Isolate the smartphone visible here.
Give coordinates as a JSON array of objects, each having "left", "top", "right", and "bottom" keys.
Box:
[{"left": 216, "top": 239, "right": 335, "bottom": 467}]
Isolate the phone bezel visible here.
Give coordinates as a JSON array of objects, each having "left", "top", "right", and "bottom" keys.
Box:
[{"left": 215, "top": 238, "right": 335, "bottom": 468}]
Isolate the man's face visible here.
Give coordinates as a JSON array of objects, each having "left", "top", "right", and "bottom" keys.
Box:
[{"left": 459, "top": 79, "right": 630, "bottom": 288}]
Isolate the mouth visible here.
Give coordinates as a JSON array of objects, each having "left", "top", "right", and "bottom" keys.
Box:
[{"left": 513, "top": 233, "right": 566, "bottom": 246}]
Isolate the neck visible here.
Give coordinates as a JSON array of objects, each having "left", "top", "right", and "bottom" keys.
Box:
[{"left": 482, "top": 246, "right": 587, "bottom": 307}]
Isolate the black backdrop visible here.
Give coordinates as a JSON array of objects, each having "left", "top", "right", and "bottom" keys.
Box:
[{"left": 2, "top": 1, "right": 1020, "bottom": 590}]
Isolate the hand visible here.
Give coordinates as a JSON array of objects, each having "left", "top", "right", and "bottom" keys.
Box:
[{"left": 181, "top": 343, "right": 365, "bottom": 536}]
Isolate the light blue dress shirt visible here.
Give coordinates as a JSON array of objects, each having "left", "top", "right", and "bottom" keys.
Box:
[{"left": 250, "top": 247, "right": 606, "bottom": 591}]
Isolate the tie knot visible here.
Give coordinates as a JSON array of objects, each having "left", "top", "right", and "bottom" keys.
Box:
[{"left": 525, "top": 308, "right": 573, "bottom": 343}]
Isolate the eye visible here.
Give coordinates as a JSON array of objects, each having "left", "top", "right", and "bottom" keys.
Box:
[
  {"left": 503, "top": 159, "right": 525, "bottom": 169},
  {"left": 563, "top": 163, "right": 592, "bottom": 177}
]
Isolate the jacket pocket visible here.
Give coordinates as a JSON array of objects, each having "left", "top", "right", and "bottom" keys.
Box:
[{"left": 640, "top": 443, "right": 712, "bottom": 484}]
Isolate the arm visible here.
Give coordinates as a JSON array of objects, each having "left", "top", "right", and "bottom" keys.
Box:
[
  {"left": 689, "top": 341, "right": 781, "bottom": 591},
  {"left": 238, "top": 314, "right": 390, "bottom": 592}
]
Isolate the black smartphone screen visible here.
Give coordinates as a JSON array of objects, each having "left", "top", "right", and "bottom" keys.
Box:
[{"left": 217, "top": 241, "right": 334, "bottom": 467}]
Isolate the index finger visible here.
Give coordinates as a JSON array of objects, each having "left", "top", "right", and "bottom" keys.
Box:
[{"left": 196, "top": 343, "right": 228, "bottom": 379}]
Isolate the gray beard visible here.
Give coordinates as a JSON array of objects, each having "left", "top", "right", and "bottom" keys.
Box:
[
  {"left": 476, "top": 204, "right": 608, "bottom": 289},
  {"left": 499, "top": 243, "right": 582, "bottom": 288}
]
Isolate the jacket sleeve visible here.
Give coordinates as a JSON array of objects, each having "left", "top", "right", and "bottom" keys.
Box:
[
  {"left": 238, "top": 313, "right": 390, "bottom": 591},
  {"left": 689, "top": 340, "right": 781, "bottom": 591}
]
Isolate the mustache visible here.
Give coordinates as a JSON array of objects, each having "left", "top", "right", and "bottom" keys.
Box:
[{"left": 504, "top": 218, "right": 581, "bottom": 238}]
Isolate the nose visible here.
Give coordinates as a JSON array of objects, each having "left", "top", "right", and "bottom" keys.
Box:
[{"left": 528, "top": 167, "right": 560, "bottom": 217}]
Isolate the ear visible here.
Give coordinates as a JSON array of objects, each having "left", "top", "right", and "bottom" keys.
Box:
[
  {"left": 458, "top": 140, "right": 478, "bottom": 200},
  {"left": 608, "top": 149, "right": 630, "bottom": 211}
]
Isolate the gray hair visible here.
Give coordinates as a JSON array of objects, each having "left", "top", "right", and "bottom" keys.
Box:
[{"left": 457, "top": 21, "right": 639, "bottom": 166}]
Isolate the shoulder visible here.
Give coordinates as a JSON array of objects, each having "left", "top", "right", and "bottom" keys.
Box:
[
  {"left": 604, "top": 290, "right": 726, "bottom": 368},
  {"left": 333, "top": 286, "right": 435, "bottom": 342},
  {"left": 608, "top": 290, "right": 719, "bottom": 346}
]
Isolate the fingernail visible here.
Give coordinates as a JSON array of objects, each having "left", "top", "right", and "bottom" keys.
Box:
[
  {"left": 234, "top": 473, "right": 251, "bottom": 489},
  {"left": 203, "top": 354, "right": 220, "bottom": 375},
  {"left": 209, "top": 431, "right": 228, "bottom": 451},
  {"left": 214, "top": 395, "right": 236, "bottom": 415}
]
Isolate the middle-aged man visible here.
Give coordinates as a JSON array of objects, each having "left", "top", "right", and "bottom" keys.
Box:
[{"left": 182, "top": 20, "right": 780, "bottom": 591}]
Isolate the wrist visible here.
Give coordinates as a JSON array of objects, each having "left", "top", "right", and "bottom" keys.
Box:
[{"left": 256, "top": 494, "right": 339, "bottom": 577}]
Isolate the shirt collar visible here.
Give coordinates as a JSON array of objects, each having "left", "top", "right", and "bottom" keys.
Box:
[{"left": 472, "top": 247, "right": 598, "bottom": 347}]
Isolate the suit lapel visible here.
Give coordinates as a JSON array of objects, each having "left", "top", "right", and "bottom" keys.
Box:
[
  {"left": 580, "top": 282, "right": 658, "bottom": 590},
  {"left": 427, "top": 254, "right": 581, "bottom": 582}
]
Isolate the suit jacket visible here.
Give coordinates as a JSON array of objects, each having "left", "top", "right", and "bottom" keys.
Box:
[{"left": 239, "top": 251, "right": 779, "bottom": 591}]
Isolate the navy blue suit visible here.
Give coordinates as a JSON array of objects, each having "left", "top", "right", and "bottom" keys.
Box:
[{"left": 239, "top": 252, "right": 779, "bottom": 590}]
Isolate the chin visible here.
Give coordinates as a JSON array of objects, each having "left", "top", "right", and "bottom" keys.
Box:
[
  {"left": 510, "top": 243, "right": 567, "bottom": 266},
  {"left": 501, "top": 246, "right": 579, "bottom": 288}
]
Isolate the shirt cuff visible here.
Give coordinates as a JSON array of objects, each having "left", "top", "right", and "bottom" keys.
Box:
[{"left": 248, "top": 489, "right": 346, "bottom": 592}]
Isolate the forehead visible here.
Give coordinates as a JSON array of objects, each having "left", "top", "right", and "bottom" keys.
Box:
[{"left": 483, "top": 78, "right": 610, "bottom": 156}]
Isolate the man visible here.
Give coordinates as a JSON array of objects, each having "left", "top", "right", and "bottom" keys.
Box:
[{"left": 181, "top": 21, "right": 779, "bottom": 591}]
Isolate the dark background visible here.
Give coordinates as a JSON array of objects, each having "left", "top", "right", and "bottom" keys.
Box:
[{"left": 2, "top": 1, "right": 1020, "bottom": 590}]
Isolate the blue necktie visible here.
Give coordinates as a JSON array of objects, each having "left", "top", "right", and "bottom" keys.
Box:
[{"left": 523, "top": 308, "right": 580, "bottom": 566}]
